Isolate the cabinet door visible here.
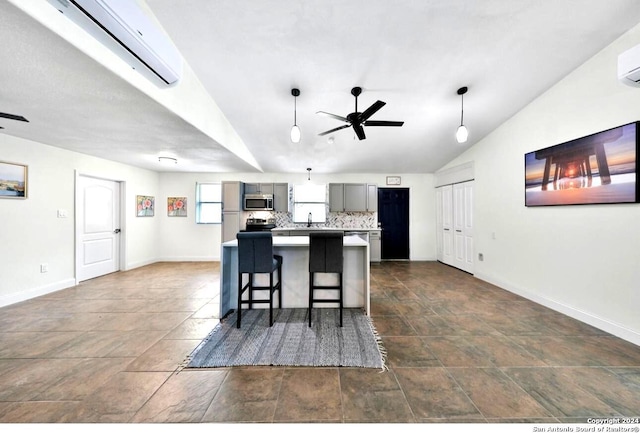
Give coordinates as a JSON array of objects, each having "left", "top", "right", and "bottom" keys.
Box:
[
  {"left": 344, "top": 183, "right": 367, "bottom": 211},
  {"left": 366, "top": 184, "right": 378, "bottom": 211},
  {"left": 244, "top": 183, "right": 273, "bottom": 194},
  {"left": 222, "top": 181, "right": 241, "bottom": 212},
  {"left": 243, "top": 183, "right": 259, "bottom": 194},
  {"left": 259, "top": 183, "right": 274, "bottom": 194},
  {"left": 222, "top": 211, "right": 240, "bottom": 242},
  {"left": 369, "top": 230, "right": 381, "bottom": 262},
  {"left": 273, "top": 183, "right": 289, "bottom": 212},
  {"left": 329, "top": 183, "right": 345, "bottom": 212}
]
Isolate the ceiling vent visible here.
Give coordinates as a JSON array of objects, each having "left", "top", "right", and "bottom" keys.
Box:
[
  {"left": 48, "top": 0, "right": 182, "bottom": 86},
  {"left": 618, "top": 44, "right": 640, "bottom": 87}
]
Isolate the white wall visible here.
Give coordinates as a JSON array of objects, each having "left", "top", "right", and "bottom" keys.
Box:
[
  {"left": 0, "top": 135, "right": 160, "bottom": 306},
  {"left": 439, "top": 23, "right": 640, "bottom": 344}
]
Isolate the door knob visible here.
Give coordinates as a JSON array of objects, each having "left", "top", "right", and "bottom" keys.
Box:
[{"left": 114, "top": 229, "right": 121, "bottom": 234}]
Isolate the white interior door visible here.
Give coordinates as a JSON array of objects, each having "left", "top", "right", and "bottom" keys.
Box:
[
  {"left": 77, "top": 175, "right": 121, "bottom": 282},
  {"left": 441, "top": 185, "right": 454, "bottom": 266}
]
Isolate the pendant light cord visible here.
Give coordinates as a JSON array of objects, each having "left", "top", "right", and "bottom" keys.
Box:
[{"left": 460, "top": 92, "right": 464, "bottom": 126}]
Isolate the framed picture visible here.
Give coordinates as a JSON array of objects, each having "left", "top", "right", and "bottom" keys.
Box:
[
  {"left": 525, "top": 122, "right": 639, "bottom": 206},
  {"left": 0, "top": 161, "right": 28, "bottom": 199},
  {"left": 386, "top": 176, "right": 401, "bottom": 185},
  {"left": 167, "top": 196, "right": 187, "bottom": 217},
  {"left": 136, "top": 195, "right": 155, "bottom": 216}
]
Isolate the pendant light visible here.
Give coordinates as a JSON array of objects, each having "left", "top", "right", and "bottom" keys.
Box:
[
  {"left": 456, "top": 86, "right": 469, "bottom": 143},
  {"left": 290, "top": 88, "right": 301, "bottom": 143},
  {"left": 307, "top": 167, "right": 312, "bottom": 181}
]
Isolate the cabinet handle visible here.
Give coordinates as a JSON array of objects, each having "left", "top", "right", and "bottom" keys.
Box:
[
  {"left": 444, "top": 228, "right": 450, "bottom": 231},
  {"left": 456, "top": 230, "right": 462, "bottom": 232}
]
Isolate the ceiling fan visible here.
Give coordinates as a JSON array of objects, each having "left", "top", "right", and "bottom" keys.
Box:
[
  {"left": 317, "top": 87, "right": 404, "bottom": 140},
  {"left": 0, "top": 112, "right": 29, "bottom": 130}
]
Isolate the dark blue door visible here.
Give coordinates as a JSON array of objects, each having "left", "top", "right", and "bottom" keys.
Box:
[{"left": 377, "top": 188, "right": 410, "bottom": 260}]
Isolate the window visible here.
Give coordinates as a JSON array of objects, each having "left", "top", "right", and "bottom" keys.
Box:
[
  {"left": 196, "top": 182, "right": 222, "bottom": 224},
  {"left": 293, "top": 183, "right": 326, "bottom": 224}
]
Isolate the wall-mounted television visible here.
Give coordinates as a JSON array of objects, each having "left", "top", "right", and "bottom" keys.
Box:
[{"left": 525, "top": 122, "right": 639, "bottom": 206}]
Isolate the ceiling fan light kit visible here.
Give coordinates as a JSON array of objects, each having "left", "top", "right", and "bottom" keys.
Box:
[
  {"left": 290, "top": 88, "right": 301, "bottom": 143},
  {"left": 317, "top": 86, "right": 404, "bottom": 140},
  {"left": 456, "top": 86, "right": 469, "bottom": 143},
  {"left": 158, "top": 156, "right": 177, "bottom": 165}
]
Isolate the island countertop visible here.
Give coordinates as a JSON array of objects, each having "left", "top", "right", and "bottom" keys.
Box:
[{"left": 219, "top": 235, "right": 370, "bottom": 318}]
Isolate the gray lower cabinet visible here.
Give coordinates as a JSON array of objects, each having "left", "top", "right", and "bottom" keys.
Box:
[{"left": 369, "top": 230, "right": 381, "bottom": 262}]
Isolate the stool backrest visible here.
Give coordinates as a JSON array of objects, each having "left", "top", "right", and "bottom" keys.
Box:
[
  {"left": 309, "top": 231, "right": 344, "bottom": 273},
  {"left": 237, "top": 232, "right": 274, "bottom": 273}
]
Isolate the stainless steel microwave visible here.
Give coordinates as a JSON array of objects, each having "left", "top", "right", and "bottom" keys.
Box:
[{"left": 244, "top": 194, "right": 274, "bottom": 211}]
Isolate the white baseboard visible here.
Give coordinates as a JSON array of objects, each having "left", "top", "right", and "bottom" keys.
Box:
[
  {"left": 474, "top": 271, "right": 640, "bottom": 347},
  {"left": 159, "top": 255, "right": 219, "bottom": 262},
  {"left": 0, "top": 278, "right": 76, "bottom": 308}
]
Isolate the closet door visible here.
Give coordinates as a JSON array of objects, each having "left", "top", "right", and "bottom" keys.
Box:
[
  {"left": 440, "top": 185, "right": 454, "bottom": 266},
  {"left": 453, "top": 181, "right": 474, "bottom": 274}
]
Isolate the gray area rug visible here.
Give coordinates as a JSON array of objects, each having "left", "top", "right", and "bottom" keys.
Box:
[{"left": 186, "top": 308, "right": 386, "bottom": 369}]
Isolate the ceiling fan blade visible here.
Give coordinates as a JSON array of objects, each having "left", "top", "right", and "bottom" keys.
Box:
[
  {"left": 364, "top": 120, "right": 404, "bottom": 127},
  {"left": 358, "top": 100, "right": 386, "bottom": 122},
  {"left": 316, "top": 111, "right": 348, "bottom": 123},
  {"left": 318, "top": 124, "right": 350, "bottom": 136},
  {"left": 0, "top": 112, "right": 29, "bottom": 122},
  {"left": 353, "top": 123, "right": 366, "bottom": 140}
]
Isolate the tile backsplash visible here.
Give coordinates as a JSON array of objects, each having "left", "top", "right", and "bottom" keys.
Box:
[{"left": 275, "top": 211, "right": 377, "bottom": 228}]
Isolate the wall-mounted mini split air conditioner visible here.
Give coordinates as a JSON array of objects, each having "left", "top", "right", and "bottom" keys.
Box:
[
  {"left": 618, "top": 44, "right": 640, "bottom": 88},
  {"left": 48, "top": 0, "right": 183, "bottom": 87}
]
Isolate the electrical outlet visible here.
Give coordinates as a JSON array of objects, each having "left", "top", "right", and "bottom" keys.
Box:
[
  {"left": 57, "top": 209, "right": 68, "bottom": 218},
  {"left": 40, "top": 263, "right": 48, "bottom": 273}
]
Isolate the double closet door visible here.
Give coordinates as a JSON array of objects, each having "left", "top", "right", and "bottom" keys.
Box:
[{"left": 436, "top": 180, "right": 474, "bottom": 274}]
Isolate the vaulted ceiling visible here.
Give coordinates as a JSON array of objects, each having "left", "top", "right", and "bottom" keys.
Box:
[{"left": 2, "top": 1, "right": 640, "bottom": 174}]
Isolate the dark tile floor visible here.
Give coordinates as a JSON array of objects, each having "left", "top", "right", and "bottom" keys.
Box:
[{"left": 0, "top": 261, "right": 639, "bottom": 425}]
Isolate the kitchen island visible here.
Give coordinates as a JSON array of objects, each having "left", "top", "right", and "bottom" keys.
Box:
[{"left": 219, "top": 235, "right": 370, "bottom": 319}]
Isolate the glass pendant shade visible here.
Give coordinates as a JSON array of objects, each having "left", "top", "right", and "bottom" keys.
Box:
[
  {"left": 290, "top": 124, "right": 301, "bottom": 143},
  {"left": 456, "top": 124, "right": 468, "bottom": 143}
]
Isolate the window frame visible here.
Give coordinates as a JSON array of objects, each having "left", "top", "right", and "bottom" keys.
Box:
[{"left": 195, "top": 182, "right": 222, "bottom": 224}]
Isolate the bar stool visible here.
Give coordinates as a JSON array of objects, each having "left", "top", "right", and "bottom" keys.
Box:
[
  {"left": 308, "top": 231, "right": 344, "bottom": 327},
  {"left": 236, "top": 232, "right": 283, "bottom": 328}
]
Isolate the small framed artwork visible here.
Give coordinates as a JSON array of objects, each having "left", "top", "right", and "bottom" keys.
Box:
[
  {"left": 0, "top": 160, "right": 28, "bottom": 199},
  {"left": 136, "top": 195, "right": 155, "bottom": 217},
  {"left": 167, "top": 196, "right": 187, "bottom": 217},
  {"left": 386, "top": 176, "right": 401, "bottom": 185}
]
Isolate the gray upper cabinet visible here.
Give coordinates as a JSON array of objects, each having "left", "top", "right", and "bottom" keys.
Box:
[
  {"left": 367, "top": 184, "right": 378, "bottom": 211},
  {"left": 244, "top": 183, "right": 274, "bottom": 195},
  {"left": 329, "top": 183, "right": 345, "bottom": 212},
  {"left": 273, "top": 183, "right": 290, "bottom": 212},
  {"left": 330, "top": 183, "right": 377, "bottom": 212},
  {"left": 222, "top": 181, "right": 242, "bottom": 212},
  {"left": 344, "top": 183, "right": 367, "bottom": 211}
]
